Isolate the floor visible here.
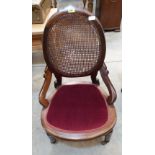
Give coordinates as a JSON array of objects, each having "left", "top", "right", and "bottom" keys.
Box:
[{"left": 32, "top": 30, "right": 122, "bottom": 155}]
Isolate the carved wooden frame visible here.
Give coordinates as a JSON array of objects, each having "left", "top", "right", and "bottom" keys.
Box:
[
  {"left": 39, "top": 9, "right": 117, "bottom": 143},
  {"left": 39, "top": 66, "right": 52, "bottom": 107},
  {"left": 39, "top": 64, "right": 117, "bottom": 141},
  {"left": 39, "top": 62, "right": 117, "bottom": 108},
  {"left": 100, "top": 62, "right": 117, "bottom": 105}
]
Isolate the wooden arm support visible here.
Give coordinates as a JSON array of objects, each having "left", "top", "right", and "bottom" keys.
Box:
[
  {"left": 39, "top": 66, "right": 52, "bottom": 108},
  {"left": 100, "top": 63, "right": 117, "bottom": 105}
]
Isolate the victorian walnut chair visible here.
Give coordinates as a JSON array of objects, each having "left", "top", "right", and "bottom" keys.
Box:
[{"left": 39, "top": 10, "right": 117, "bottom": 144}]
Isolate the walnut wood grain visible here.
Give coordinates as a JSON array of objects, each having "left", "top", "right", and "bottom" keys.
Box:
[
  {"left": 100, "top": 62, "right": 117, "bottom": 105},
  {"left": 39, "top": 66, "right": 52, "bottom": 107}
]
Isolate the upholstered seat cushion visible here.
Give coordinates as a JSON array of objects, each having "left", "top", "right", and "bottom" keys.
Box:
[{"left": 46, "top": 84, "right": 108, "bottom": 131}]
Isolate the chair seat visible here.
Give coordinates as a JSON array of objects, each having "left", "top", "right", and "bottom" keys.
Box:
[{"left": 46, "top": 84, "right": 108, "bottom": 131}]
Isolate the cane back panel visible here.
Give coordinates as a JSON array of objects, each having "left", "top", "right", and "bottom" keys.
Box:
[{"left": 43, "top": 10, "right": 106, "bottom": 77}]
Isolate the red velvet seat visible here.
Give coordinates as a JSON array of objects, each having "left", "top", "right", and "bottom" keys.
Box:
[{"left": 46, "top": 84, "right": 108, "bottom": 131}]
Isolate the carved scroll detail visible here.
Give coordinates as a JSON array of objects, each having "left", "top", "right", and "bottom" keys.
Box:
[
  {"left": 39, "top": 66, "right": 52, "bottom": 107},
  {"left": 100, "top": 63, "right": 117, "bottom": 105}
]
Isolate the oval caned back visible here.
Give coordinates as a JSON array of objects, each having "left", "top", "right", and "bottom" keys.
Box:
[{"left": 43, "top": 10, "right": 106, "bottom": 77}]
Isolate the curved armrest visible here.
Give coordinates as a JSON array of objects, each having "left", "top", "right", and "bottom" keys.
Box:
[
  {"left": 100, "top": 63, "right": 117, "bottom": 105},
  {"left": 39, "top": 66, "right": 52, "bottom": 108}
]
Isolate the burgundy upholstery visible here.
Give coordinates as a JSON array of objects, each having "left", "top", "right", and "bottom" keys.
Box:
[{"left": 47, "top": 84, "right": 108, "bottom": 131}]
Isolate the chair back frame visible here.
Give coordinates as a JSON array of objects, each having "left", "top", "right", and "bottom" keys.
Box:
[{"left": 43, "top": 10, "right": 106, "bottom": 85}]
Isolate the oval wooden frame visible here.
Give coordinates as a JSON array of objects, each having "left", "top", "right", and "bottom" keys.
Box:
[{"left": 43, "top": 9, "right": 106, "bottom": 78}]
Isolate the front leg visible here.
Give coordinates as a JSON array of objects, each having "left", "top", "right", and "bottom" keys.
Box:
[
  {"left": 101, "top": 130, "right": 113, "bottom": 145},
  {"left": 46, "top": 133, "right": 57, "bottom": 144}
]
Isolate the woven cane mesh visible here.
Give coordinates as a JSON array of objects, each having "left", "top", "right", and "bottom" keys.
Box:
[{"left": 44, "top": 11, "right": 105, "bottom": 77}]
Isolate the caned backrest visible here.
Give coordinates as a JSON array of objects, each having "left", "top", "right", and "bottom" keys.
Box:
[{"left": 43, "top": 10, "right": 106, "bottom": 77}]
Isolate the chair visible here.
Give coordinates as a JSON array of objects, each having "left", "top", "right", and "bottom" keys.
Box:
[{"left": 39, "top": 10, "right": 117, "bottom": 144}]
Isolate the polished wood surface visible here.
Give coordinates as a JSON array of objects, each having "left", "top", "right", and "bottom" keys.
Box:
[
  {"left": 100, "top": 62, "right": 117, "bottom": 105},
  {"left": 96, "top": 0, "right": 122, "bottom": 31},
  {"left": 39, "top": 66, "right": 52, "bottom": 107}
]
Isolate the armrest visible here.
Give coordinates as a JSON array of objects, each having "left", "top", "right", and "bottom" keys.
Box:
[
  {"left": 100, "top": 62, "right": 117, "bottom": 105},
  {"left": 39, "top": 66, "right": 52, "bottom": 108}
]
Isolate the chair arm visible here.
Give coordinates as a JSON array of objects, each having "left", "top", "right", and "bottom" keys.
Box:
[
  {"left": 39, "top": 66, "right": 52, "bottom": 108},
  {"left": 100, "top": 63, "right": 117, "bottom": 105}
]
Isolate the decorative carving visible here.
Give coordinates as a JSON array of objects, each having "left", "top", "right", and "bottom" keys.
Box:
[
  {"left": 39, "top": 66, "right": 52, "bottom": 107},
  {"left": 100, "top": 63, "right": 117, "bottom": 105}
]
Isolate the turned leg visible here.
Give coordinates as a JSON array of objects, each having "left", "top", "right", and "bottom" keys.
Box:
[
  {"left": 101, "top": 130, "right": 113, "bottom": 145},
  {"left": 46, "top": 133, "right": 57, "bottom": 144}
]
